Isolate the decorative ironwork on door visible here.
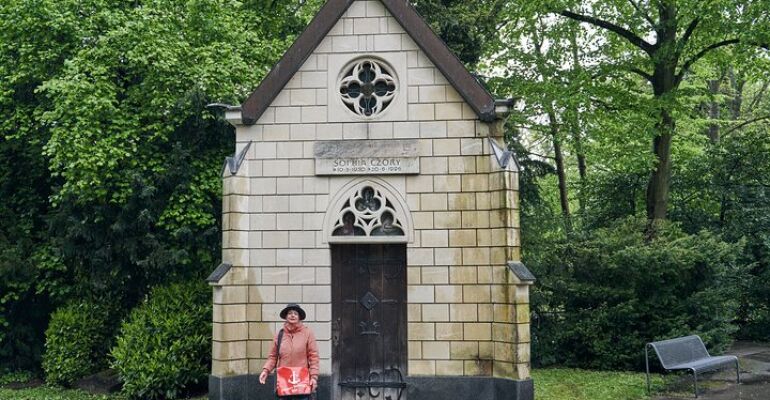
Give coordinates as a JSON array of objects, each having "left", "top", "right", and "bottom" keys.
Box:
[{"left": 332, "top": 244, "right": 407, "bottom": 400}]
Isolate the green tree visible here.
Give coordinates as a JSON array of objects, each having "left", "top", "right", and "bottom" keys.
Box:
[
  {"left": 503, "top": 0, "right": 770, "bottom": 224},
  {"left": 488, "top": 15, "right": 605, "bottom": 229},
  {"left": 0, "top": 0, "right": 320, "bottom": 370},
  {"left": 0, "top": 0, "right": 91, "bottom": 370},
  {"left": 492, "top": 1, "right": 770, "bottom": 346},
  {"left": 413, "top": 0, "right": 506, "bottom": 66}
]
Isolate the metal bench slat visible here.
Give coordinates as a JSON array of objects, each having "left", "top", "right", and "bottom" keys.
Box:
[
  {"left": 649, "top": 335, "right": 710, "bottom": 369},
  {"left": 669, "top": 355, "right": 738, "bottom": 371},
  {"left": 645, "top": 335, "right": 740, "bottom": 398}
]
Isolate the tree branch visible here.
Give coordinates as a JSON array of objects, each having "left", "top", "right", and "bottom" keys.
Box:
[
  {"left": 723, "top": 115, "right": 770, "bottom": 136},
  {"left": 588, "top": 96, "right": 622, "bottom": 112},
  {"left": 629, "top": 67, "right": 653, "bottom": 82},
  {"left": 748, "top": 81, "right": 769, "bottom": 110},
  {"left": 524, "top": 150, "right": 556, "bottom": 161},
  {"left": 677, "top": 17, "right": 700, "bottom": 56},
  {"left": 676, "top": 38, "right": 769, "bottom": 85},
  {"left": 558, "top": 10, "right": 655, "bottom": 55},
  {"left": 627, "top": 0, "right": 655, "bottom": 27},
  {"left": 675, "top": 39, "right": 741, "bottom": 85}
]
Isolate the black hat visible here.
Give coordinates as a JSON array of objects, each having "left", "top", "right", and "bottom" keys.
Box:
[{"left": 279, "top": 303, "right": 306, "bottom": 320}]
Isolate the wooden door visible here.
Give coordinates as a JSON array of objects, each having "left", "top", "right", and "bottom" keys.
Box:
[{"left": 331, "top": 244, "right": 407, "bottom": 400}]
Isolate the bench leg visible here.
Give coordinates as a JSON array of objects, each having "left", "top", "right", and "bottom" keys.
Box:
[{"left": 736, "top": 358, "right": 741, "bottom": 384}]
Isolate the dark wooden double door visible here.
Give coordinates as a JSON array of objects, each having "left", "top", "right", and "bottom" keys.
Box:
[{"left": 331, "top": 244, "right": 407, "bottom": 400}]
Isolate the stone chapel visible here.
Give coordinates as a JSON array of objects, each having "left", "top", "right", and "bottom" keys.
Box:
[{"left": 207, "top": 1, "right": 535, "bottom": 399}]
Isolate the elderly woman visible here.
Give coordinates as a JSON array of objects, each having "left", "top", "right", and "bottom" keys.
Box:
[{"left": 259, "top": 303, "right": 320, "bottom": 395}]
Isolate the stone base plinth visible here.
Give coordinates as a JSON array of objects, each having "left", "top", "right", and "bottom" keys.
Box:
[{"left": 209, "top": 374, "right": 534, "bottom": 400}]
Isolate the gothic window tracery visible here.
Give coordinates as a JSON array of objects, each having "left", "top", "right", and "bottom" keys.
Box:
[
  {"left": 338, "top": 59, "right": 397, "bottom": 118},
  {"left": 332, "top": 186, "right": 405, "bottom": 238}
]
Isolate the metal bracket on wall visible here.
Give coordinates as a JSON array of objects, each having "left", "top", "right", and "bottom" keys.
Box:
[{"left": 222, "top": 141, "right": 251, "bottom": 175}]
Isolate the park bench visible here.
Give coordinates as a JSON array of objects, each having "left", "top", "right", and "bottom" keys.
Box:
[{"left": 645, "top": 335, "right": 740, "bottom": 398}]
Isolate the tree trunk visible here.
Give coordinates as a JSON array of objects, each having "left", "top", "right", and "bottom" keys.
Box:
[
  {"left": 728, "top": 67, "right": 744, "bottom": 120},
  {"left": 645, "top": 2, "right": 678, "bottom": 223},
  {"left": 574, "top": 134, "right": 587, "bottom": 182},
  {"left": 568, "top": 24, "right": 587, "bottom": 213},
  {"left": 646, "top": 110, "right": 674, "bottom": 221},
  {"left": 530, "top": 27, "right": 573, "bottom": 228},
  {"left": 707, "top": 79, "right": 721, "bottom": 142},
  {"left": 548, "top": 110, "right": 572, "bottom": 227},
  {"left": 571, "top": 122, "right": 587, "bottom": 215}
]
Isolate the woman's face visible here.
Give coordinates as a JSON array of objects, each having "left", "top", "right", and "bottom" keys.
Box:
[{"left": 286, "top": 309, "right": 300, "bottom": 324}]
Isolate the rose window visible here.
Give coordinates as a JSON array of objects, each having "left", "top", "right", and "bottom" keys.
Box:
[
  {"left": 339, "top": 59, "right": 397, "bottom": 117},
  {"left": 332, "top": 186, "right": 405, "bottom": 237}
]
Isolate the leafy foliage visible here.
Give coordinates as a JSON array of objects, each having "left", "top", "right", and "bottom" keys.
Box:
[
  {"left": 672, "top": 129, "right": 770, "bottom": 339},
  {"left": 110, "top": 280, "right": 211, "bottom": 400},
  {"left": 0, "top": 386, "right": 127, "bottom": 400},
  {"left": 0, "top": 0, "right": 58, "bottom": 365},
  {"left": 490, "top": 0, "right": 770, "bottom": 221},
  {"left": 0, "top": 0, "right": 318, "bottom": 370},
  {"left": 35, "top": 0, "right": 300, "bottom": 301},
  {"left": 0, "top": 244, "right": 52, "bottom": 372},
  {"left": 42, "top": 301, "right": 118, "bottom": 386},
  {"left": 0, "top": 370, "right": 34, "bottom": 386},
  {"left": 412, "top": 0, "right": 506, "bottom": 66},
  {"left": 495, "top": 0, "right": 770, "bottom": 347},
  {"left": 529, "top": 218, "right": 743, "bottom": 370}
]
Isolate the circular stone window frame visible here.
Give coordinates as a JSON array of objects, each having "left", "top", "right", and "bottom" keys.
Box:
[
  {"left": 322, "top": 178, "right": 414, "bottom": 244},
  {"left": 335, "top": 56, "right": 401, "bottom": 120}
]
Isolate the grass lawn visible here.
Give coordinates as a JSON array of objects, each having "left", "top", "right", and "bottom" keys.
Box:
[
  {"left": 0, "top": 387, "right": 119, "bottom": 400},
  {"left": 533, "top": 368, "right": 665, "bottom": 400},
  {"left": 0, "top": 386, "right": 208, "bottom": 400},
  {"left": 1, "top": 369, "right": 664, "bottom": 400}
]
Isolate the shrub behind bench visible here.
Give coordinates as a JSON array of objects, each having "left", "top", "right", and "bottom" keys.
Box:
[{"left": 529, "top": 218, "right": 744, "bottom": 370}]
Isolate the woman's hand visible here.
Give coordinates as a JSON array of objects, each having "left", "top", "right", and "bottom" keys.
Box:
[
  {"left": 259, "top": 369, "right": 269, "bottom": 384},
  {"left": 310, "top": 377, "right": 318, "bottom": 391}
]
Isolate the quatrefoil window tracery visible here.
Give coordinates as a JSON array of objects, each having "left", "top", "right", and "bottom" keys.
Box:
[
  {"left": 339, "top": 59, "right": 397, "bottom": 118},
  {"left": 332, "top": 186, "right": 405, "bottom": 237}
]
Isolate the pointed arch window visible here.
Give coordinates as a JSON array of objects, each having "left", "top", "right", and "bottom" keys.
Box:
[{"left": 332, "top": 186, "right": 405, "bottom": 238}]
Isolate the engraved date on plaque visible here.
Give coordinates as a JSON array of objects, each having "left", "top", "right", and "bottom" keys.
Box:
[{"left": 332, "top": 158, "right": 404, "bottom": 173}]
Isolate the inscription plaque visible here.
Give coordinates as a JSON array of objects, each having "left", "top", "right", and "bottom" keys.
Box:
[{"left": 314, "top": 140, "right": 420, "bottom": 175}]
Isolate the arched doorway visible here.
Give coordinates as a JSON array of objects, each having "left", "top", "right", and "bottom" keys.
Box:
[{"left": 324, "top": 180, "right": 411, "bottom": 400}]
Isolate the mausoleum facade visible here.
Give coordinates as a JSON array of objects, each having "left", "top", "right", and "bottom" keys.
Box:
[{"left": 208, "top": 1, "right": 535, "bottom": 399}]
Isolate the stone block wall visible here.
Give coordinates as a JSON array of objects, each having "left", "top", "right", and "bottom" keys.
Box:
[{"left": 211, "top": 0, "right": 529, "bottom": 383}]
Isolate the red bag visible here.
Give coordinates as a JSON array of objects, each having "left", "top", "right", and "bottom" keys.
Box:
[{"left": 276, "top": 366, "right": 312, "bottom": 396}]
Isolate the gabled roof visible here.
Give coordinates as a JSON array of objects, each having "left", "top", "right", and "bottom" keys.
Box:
[{"left": 240, "top": 0, "right": 497, "bottom": 124}]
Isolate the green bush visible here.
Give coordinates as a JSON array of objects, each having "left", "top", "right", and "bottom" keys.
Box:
[
  {"left": 42, "top": 301, "right": 116, "bottom": 386},
  {"left": 528, "top": 218, "right": 744, "bottom": 370},
  {"left": 0, "top": 370, "right": 34, "bottom": 386},
  {"left": 737, "top": 253, "right": 770, "bottom": 340},
  {"left": 111, "top": 280, "right": 211, "bottom": 399}
]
